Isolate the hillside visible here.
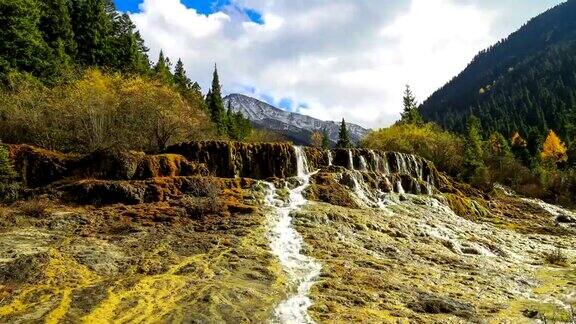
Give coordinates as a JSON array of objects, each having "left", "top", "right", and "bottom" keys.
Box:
[
  {"left": 224, "top": 94, "right": 370, "bottom": 145},
  {"left": 420, "top": 0, "right": 576, "bottom": 145}
]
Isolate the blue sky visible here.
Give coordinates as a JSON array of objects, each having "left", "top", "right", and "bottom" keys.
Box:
[{"left": 114, "top": 0, "right": 263, "bottom": 23}]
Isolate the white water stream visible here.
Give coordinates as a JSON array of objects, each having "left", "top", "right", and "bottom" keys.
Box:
[{"left": 263, "top": 147, "right": 322, "bottom": 324}]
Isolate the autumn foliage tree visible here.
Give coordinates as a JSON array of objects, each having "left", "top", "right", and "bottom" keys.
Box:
[
  {"left": 0, "top": 69, "right": 215, "bottom": 152},
  {"left": 541, "top": 130, "right": 568, "bottom": 164},
  {"left": 310, "top": 131, "right": 323, "bottom": 147}
]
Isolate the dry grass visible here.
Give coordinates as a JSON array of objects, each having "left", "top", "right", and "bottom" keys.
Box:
[{"left": 18, "top": 198, "right": 54, "bottom": 218}]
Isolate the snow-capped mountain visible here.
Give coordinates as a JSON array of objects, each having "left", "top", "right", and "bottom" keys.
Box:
[{"left": 224, "top": 94, "right": 370, "bottom": 145}]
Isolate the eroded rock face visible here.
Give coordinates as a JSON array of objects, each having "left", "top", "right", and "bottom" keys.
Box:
[
  {"left": 56, "top": 177, "right": 254, "bottom": 205},
  {"left": 7, "top": 145, "right": 78, "bottom": 188},
  {"left": 7, "top": 145, "right": 208, "bottom": 187},
  {"left": 8, "top": 142, "right": 452, "bottom": 207},
  {"left": 166, "top": 141, "right": 298, "bottom": 179}
]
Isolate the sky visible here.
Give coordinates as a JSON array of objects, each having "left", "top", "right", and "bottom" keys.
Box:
[{"left": 115, "top": 0, "right": 565, "bottom": 129}]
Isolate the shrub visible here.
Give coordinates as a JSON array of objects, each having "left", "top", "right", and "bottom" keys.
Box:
[
  {"left": 18, "top": 198, "right": 53, "bottom": 218},
  {"left": 0, "top": 143, "right": 19, "bottom": 202},
  {"left": 0, "top": 69, "right": 216, "bottom": 153},
  {"left": 181, "top": 178, "right": 226, "bottom": 218},
  {"left": 244, "top": 129, "right": 288, "bottom": 143},
  {"left": 362, "top": 123, "right": 465, "bottom": 176}
]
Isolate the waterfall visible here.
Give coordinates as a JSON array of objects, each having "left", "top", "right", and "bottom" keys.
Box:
[
  {"left": 382, "top": 153, "right": 390, "bottom": 175},
  {"left": 370, "top": 150, "right": 379, "bottom": 172},
  {"left": 425, "top": 176, "right": 434, "bottom": 195},
  {"left": 263, "top": 146, "right": 321, "bottom": 324},
  {"left": 350, "top": 171, "right": 373, "bottom": 206},
  {"left": 396, "top": 181, "right": 405, "bottom": 194},
  {"left": 327, "top": 150, "right": 333, "bottom": 166},
  {"left": 295, "top": 146, "right": 310, "bottom": 177},
  {"left": 348, "top": 150, "right": 354, "bottom": 170},
  {"left": 397, "top": 153, "right": 408, "bottom": 174},
  {"left": 359, "top": 156, "right": 368, "bottom": 171}
]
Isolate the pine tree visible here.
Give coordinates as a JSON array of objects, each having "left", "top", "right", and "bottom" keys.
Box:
[
  {"left": 462, "top": 115, "right": 489, "bottom": 186},
  {"left": 336, "top": 119, "right": 353, "bottom": 148},
  {"left": 72, "top": 0, "right": 111, "bottom": 66},
  {"left": 466, "top": 116, "right": 484, "bottom": 161},
  {"left": 207, "top": 65, "right": 227, "bottom": 134},
  {"left": 511, "top": 131, "right": 531, "bottom": 166},
  {"left": 108, "top": 13, "right": 149, "bottom": 73},
  {"left": 39, "top": 0, "right": 76, "bottom": 58},
  {"left": 0, "top": 0, "right": 49, "bottom": 80},
  {"left": 322, "top": 129, "right": 331, "bottom": 149},
  {"left": 399, "top": 85, "right": 423, "bottom": 125},
  {"left": 173, "top": 59, "right": 190, "bottom": 89},
  {"left": 153, "top": 50, "right": 172, "bottom": 84}
]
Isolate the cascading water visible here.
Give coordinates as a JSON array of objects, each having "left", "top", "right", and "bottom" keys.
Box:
[
  {"left": 396, "top": 181, "right": 405, "bottom": 194},
  {"left": 359, "top": 156, "right": 368, "bottom": 171},
  {"left": 327, "top": 150, "right": 333, "bottom": 166},
  {"left": 370, "top": 150, "right": 379, "bottom": 172},
  {"left": 348, "top": 150, "right": 354, "bottom": 170},
  {"left": 263, "top": 146, "right": 322, "bottom": 324}
]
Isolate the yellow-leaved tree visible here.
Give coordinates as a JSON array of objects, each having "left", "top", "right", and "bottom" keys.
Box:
[
  {"left": 310, "top": 131, "right": 323, "bottom": 148},
  {"left": 541, "top": 130, "right": 568, "bottom": 163}
]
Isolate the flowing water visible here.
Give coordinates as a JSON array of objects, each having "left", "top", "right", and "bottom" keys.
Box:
[
  {"left": 263, "top": 147, "right": 322, "bottom": 324},
  {"left": 327, "top": 150, "right": 333, "bottom": 166},
  {"left": 359, "top": 156, "right": 368, "bottom": 171},
  {"left": 348, "top": 150, "right": 354, "bottom": 170}
]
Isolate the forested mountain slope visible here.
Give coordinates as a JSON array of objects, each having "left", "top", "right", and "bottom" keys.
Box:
[{"left": 420, "top": 0, "right": 576, "bottom": 146}]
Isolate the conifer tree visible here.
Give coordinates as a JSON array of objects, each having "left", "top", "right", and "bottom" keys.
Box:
[
  {"left": 153, "top": 50, "right": 172, "bottom": 84},
  {"left": 322, "top": 129, "right": 331, "bottom": 149},
  {"left": 108, "top": 13, "right": 149, "bottom": 73},
  {"left": 399, "top": 85, "right": 423, "bottom": 125},
  {"left": 511, "top": 131, "right": 531, "bottom": 166},
  {"left": 462, "top": 115, "right": 489, "bottom": 186},
  {"left": 207, "top": 65, "right": 227, "bottom": 134},
  {"left": 39, "top": 0, "right": 76, "bottom": 58},
  {"left": 174, "top": 59, "right": 190, "bottom": 89},
  {"left": 336, "top": 119, "right": 353, "bottom": 148},
  {"left": 466, "top": 116, "right": 484, "bottom": 161},
  {"left": 72, "top": 0, "right": 111, "bottom": 66},
  {"left": 0, "top": 0, "right": 49, "bottom": 80}
]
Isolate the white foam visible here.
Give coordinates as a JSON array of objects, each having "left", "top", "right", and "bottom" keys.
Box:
[{"left": 263, "top": 146, "right": 322, "bottom": 324}]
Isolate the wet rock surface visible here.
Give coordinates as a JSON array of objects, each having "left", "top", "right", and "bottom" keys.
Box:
[
  {"left": 296, "top": 195, "right": 576, "bottom": 323},
  {"left": 0, "top": 187, "right": 284, "bottom": 323},
  {"left": 1, "top": 143, "right": 575, "bottom": 323}
]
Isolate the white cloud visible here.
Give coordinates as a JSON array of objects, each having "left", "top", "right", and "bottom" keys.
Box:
[{"left": 130, "top": 0, "right": 563, "bottom": 129}]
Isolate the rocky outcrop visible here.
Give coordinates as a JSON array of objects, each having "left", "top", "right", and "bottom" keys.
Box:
[
  {"left": 7, "top": 145, "right": 79, "bottom": 188},
  {"left": 55, "top": 177, "right": 254, "bottom": 205},
  {"left": 7, "top": 145, "right": 208, "bottom": 188},
  {"left": 8, "top": 142, "right": 453, "bottom": 205},
  {"left": 166, "top": 141, "right": 297, "bottom": 179}
]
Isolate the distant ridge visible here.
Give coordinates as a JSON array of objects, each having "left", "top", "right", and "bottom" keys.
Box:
[{"left": 224, "top": 93, "right": 370, "bottom": 145}]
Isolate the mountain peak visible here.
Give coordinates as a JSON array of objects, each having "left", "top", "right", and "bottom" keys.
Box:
[{"left": 224, "top": 94, "right": 370, "bottom": 145}]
